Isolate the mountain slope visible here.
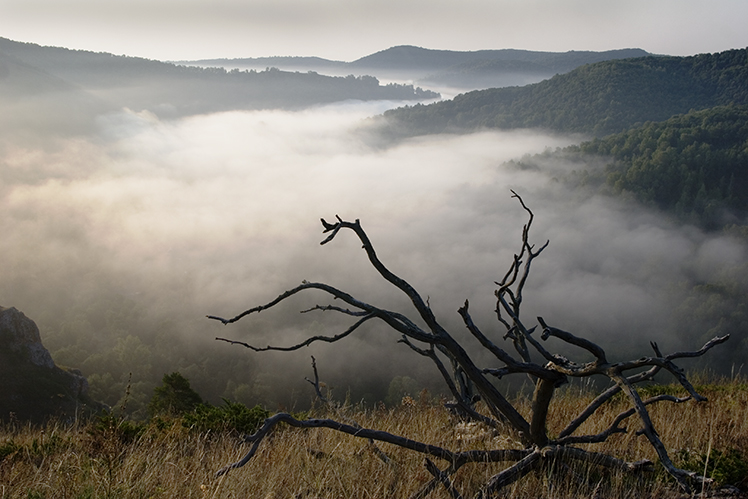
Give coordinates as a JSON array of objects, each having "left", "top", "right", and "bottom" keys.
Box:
[
  {"left": 0, "top": 37, "right": 438, "bottom": 117},
  {"left": 184, "top": 45, "right": 652, "bottom": 92},
  {"left": 0, "top": 51, "right": 111, "bottom": 134},
  {"left": 378, "top": 48, "right": 748, "bottom": 138},
  {"left": 573, "top": 105, "right": 748, "bottom": 228},
  {"left": 350, "top": 45, "right": 649, "bottom": 72}
]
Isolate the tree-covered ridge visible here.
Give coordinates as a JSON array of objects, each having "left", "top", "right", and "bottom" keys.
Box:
[
  {"left": 0, "top": 37, "right": 438, "bottom": 119},
  {"left": 569, "top": 106, "right": 748, "bottom": 228},
  {"left": 380, "top": 48, "right": 748, "bottom": 138},
  {"left": 348, "top": 45, "right": 649, "bottom": 72}
]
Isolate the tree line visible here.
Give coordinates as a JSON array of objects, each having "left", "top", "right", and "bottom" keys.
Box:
[{"left": 380, "top": 48, "right": 748, "bottom": 138}]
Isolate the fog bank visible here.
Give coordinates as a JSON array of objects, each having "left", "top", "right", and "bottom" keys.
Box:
[{"left": 1, "top": 101, "right": 743, "bottom": 409}]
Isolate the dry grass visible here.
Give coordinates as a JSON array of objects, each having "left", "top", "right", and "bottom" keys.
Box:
[{"left": 2, "top": 379, "right": 747, "bottom": 499}]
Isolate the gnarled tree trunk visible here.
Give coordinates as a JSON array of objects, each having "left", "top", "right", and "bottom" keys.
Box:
[{"left": 208, "top": 192, "right": 728, "bottom": 497}]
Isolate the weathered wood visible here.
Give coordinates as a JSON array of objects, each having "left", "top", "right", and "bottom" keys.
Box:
[{"left": 209, "top": 194, "right": 727, "bottom": 494}]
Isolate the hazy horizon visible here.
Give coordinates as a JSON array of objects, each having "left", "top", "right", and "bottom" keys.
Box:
[{"left": 1, "top": 0, "right": 747, "bottom": 62}]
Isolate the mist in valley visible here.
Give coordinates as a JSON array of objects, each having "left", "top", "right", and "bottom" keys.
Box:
[{"left": 1, "top": 95, "right": 745, "bottom": 415}]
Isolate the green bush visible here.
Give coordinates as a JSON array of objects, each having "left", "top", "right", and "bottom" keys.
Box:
[
  {"left": 677, "top": 447, "right": 748, "bottom": 489},
  {"left": 89, "top": 411, "right": 148, "bottom": 444},
  {"left": 0, "top": 439, "right": 21, "bottom": 461},
  {"left": 182, "top": 400, "right": 270, "bottom": 435},
  {"left": 147, "top": 372, "right": 203, "bottom": 418}
]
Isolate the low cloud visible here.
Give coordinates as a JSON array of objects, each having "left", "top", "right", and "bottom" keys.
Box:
[{"left": 1, "top": 101, "right": 742, "bottom": 406}]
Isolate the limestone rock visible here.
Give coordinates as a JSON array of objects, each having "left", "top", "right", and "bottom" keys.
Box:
[{"left": 0, "top": 306, "right": 103, "bottom": 424}]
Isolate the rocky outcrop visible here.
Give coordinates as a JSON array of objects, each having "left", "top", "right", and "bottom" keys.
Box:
[{"left": 0, "top": 306, "right": 103, "bottom": 424}]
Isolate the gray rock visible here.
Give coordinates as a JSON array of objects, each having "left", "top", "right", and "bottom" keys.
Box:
[
  {"left": 0, "top": 305, "right": 103, "bottom": 423},
  {"left": 0, "top": 306, "right": 55, "bottom": 368}
]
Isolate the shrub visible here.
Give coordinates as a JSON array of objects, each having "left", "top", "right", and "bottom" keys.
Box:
[
  {"left": 182, "top": 400, "right": 270, "bottom": 435},
  {"left": 677, "top": 448, "right": 748, "bottom": 490},
  {"left": 147, "top": 372, "right": 203, "bottom": 417}
]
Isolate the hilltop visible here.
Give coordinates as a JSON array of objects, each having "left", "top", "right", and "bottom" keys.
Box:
[
  {"left": 0, "top": 37, "right": 438, "bottom": 122},
  {"left": 183, "top": 45, "right": 652, "bottom": 91}
]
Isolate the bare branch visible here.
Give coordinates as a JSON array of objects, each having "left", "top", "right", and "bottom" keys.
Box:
[
  {"left": 304, "top": 356, "right": 393, "bottom": 465},
  {"left": 399, "top": 336, "right": 505, "bottom": 428},
  {"left": 317, "top": 218, "right": 445, "bottom": 337},
  {"left": 458, "top": 300, "right": 520, "bottom": 367},
  {"left": 215, "top": 313, "right": 375, "bottom": 352},
  {"left": 304, "top": 356, "right": 328, "bottom": 403},
  {"left": 207, "top": 281, "right": 364, "bottom": 325},
  {"left": 300, "top": 304, "right": 370, "bottom": 316},
  {"left": 559, "top": 366, "right": 661, "bottom": 438},
  {"left": 610, "top": 335, "right": 730, "bottom": 401},
  {"left": 610, "top": 373, "right": 705, "bottom": 493},
  {"left": 218, "top": 412, "right": 459, "bottom": 477},
  {"left": 481, "top": 450, "right": 541, "bottom": 497},
  {"left": 537, "top": 317, "right": 607, "bottom": 364},
  {"left": 425, "top": 458, "right": 463, "bottom": 499},
  {"left": 210, "top": 195, "right": 728, "bottom": 495},
  {"left": 556, "top": 394, "right": 690, "bottom": 445},
  {"left": 551, "top": 446, "right": 654, "bottom": 472}
]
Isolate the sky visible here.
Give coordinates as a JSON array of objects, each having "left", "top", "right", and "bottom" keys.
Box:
[{"left": 1, "top": 0, "right": 747, "bottom": 61}]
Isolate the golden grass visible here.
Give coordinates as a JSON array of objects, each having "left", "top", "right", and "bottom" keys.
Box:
[{"left": 2, "top": 379, "right": 747, "bottom": 499}]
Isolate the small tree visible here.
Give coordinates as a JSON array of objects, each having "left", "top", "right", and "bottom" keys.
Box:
[
  {"left": 148, "top": 372, "right": 203, "bottom": 418},
  {"left": 208, "top": 193, "right": 727, "bottom": 496}
]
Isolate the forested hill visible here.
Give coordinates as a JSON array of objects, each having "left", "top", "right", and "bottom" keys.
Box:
[
  {"left": 186, "top": 46, "right": 651, "bottom": 92},
  {"left": 0, "top": 37, "right": 438, "bottom": 119},
  {"left": 348, "top": 45, "right": 649, "bottom": 72},
  {"left": 514, "top": 106, "right": 748, "bottom": 231},
  {"left": 573, "top": 106, "right": 748, "bottom": 228},
  {"left": 378, "top": 48, "right": 748, "bottom": 138}
]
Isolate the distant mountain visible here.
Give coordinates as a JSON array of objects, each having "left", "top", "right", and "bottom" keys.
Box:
[
  {"left": 349, "top": 45, "right": 649, "bottom": 72},
  {"left": 377, "top": 48, "right": 748, "bottom": 138},
  {"left": 182, "top": 55, "right": 348, "bottom": 74},
  {"left": 181, "top": 45, "right": 652, "bottom": 92},
  {"left": 0, "top": 37, "right": 438, "bottom": 120}
]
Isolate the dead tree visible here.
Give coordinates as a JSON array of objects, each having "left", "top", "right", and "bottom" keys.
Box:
[{"left": 207, "top": 192, "right": 728, "bottom": 497}]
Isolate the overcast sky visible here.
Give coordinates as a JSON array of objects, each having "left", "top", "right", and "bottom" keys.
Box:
[{"left": 1, "top": 0, "right": 747, "bottom": 61}]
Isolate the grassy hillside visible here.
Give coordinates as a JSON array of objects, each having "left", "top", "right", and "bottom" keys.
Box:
[
  {"left": 2, "top": 378, "right": 746, "bottom": 498},
  {"left": 379, "top": 48, "right": 748, "bottom": 138}
]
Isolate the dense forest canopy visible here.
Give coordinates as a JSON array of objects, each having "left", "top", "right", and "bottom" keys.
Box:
[
  {"left": 379, "top": 48, "right": 748, "bottom": 138},
  {"left": 574, "top": 106, "right": 748, "bottom": 228}
]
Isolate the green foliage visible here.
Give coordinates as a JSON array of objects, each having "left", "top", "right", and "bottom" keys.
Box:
[
  {"left": 677, "top": 448, "right": 748, "bottom": 489},
  {"left": 147, "top": 372, "right": 203, "bottom": 418},
  {"left": 90, "top": 412, "right": 148, "bottom": 445},
  {"left": 181, "top": 399, "right": 270, "bottom": 434},
  {"left": 577, "top": 105, "right": 748, "bottom": 228},
  {"left": 0, "top": 439, "right": 21, "bottom": 461},
  {"left": 382, "top": 48, "right": 748, "bottom": 138}
]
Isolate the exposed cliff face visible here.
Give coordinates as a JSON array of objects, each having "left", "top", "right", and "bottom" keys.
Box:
[{"left": 0, "top": 306, "right": 103, "bottom": 424}]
